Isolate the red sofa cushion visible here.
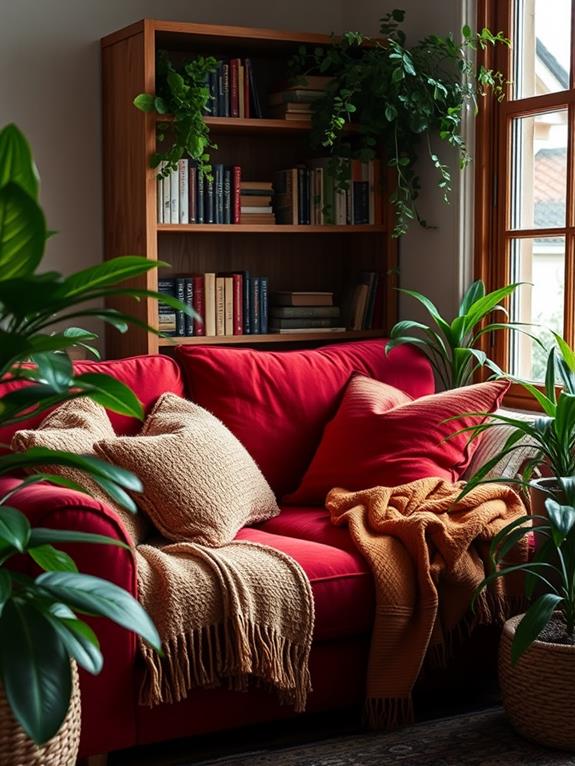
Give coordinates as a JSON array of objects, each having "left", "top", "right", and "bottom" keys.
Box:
[
  {"left": 236, "top": 524, "right": 372, "bottom": 641},
  {"left": 0, "top": 355, "right": 185, "bottom": 450},
  {"left": 175, "top": 340, "right": 435, "bottom": 497},
  {"left": 286, "top": 375, "right": 510, "bottom": 505}
]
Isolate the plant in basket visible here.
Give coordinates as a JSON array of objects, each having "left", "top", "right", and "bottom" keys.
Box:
[{"left": 0, "top": 123, "right": 192, "bottom": 757}]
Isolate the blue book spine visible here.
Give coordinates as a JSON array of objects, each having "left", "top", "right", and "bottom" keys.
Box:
[
  {"left": 184, "top": 277, "right": 194, "bottom": 336},
  {"left": 259, "top": 277, "right": 268, "bottom": 334},
  {"left": 205, "top": 175, "right": 214, "bottom": 224},
  {"left": 223, "top": 168, "right": 232, "bottom": 224},
  {"left": 250, "top": 277, "right": 261, "bottom": 334},
  {"left": 196, "top": 170, "right": 205, "bottom": 224},
  {"left": 214, "top": 164, "right": 224, "bottom": 224},
  {"left": 217, "top": 61, "right": 225, "bottom": 117},
  {"left": 243, "top": 272, "right": 251, "bottom": 334},
  {"left": 175, "top": 277, "right": 186, "bottom": 336}
]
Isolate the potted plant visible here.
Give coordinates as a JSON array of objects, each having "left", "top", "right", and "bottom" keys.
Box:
[
  {"left": 477, "top": 476, "right": 575, "bottom": 750},
  {"left": 0, "top": 123, "right": 190, "bottom": 760},
  {"left": 385, "top": 279, "right": 534, "bottom": 390}
]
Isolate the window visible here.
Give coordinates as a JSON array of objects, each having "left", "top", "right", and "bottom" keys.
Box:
[{"left": 476, "top": 0, "right": 574, "bottom": 398}]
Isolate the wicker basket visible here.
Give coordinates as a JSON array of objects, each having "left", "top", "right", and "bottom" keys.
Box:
[
  {"left": 0, "top": 662, "right": 81, "bottom": 765},
  {"left": 499, "top": 614, "right": 575, "bottom": 751}
]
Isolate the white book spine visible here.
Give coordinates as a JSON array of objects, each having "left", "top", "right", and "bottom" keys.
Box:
[
  {"left": 169, "top": 167, "right": 179, "bottom": 224},
  {"left": 204, "top": 273, "right": 216, "bottom": 337},
  {"left": 162, "top": 165, "right": 171, "bottom": 224},
  {"left": 157, "top": 166, "right": 163, "bottom": 223},
  {"left": 178, "top": 159, "right": 189, "bottom": 223}
]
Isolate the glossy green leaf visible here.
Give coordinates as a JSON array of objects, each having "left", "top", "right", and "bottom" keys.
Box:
[
  {"left": 29, "top": 527, "right": 130, "bottom": 550},
  {"left": 0, "top": 570, "right": 12, "bottom": 617},
  {"left": 73, "top": 373, "right": 144, "bottom": 419},
  {"left": 29, "top": 545, "right": 78, "bottom": 573},
  {"left": 512, "top": 594, "right": 563, "bottom": 664},
  {"left": 40, "top": 612, "right": 102, "bottom": 675},
  {"left": 0, "top": 506, "right": 31, "bottom": 552},
  {"left": 59, "top": 257, "right": 165, "bottom": 298},
  {"left": 545, "top": 499, "right": 575, "bottom": 545},
  {"left": 0, "top": 124, "right": 39, "bottom": 198},
  {"left": 133, "top": 93, "right": 155, "bottom": 112},
  {"left": 36, "top": 572, "right": 161, "bottom": 652},
  {"left": 0, "top": 182, "right": 46, "bottom": 279},
  {"left": 30, "top": 352, "right": 73, "bottom": 394},
  {"left": 0, "top": 600, "right": 72, "bottom": 744}
]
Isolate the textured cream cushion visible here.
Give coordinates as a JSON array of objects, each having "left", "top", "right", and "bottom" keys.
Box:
[
  {"left": 11, "top": 397, "right": 150, "bottom": 545},
  {"left": 94, "top": 392, "right": 280, "bottom": 547}
]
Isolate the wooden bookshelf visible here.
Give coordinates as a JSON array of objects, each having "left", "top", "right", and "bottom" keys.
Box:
[{"left": 101, "top": 19, "right": 397, "bottom": 357}]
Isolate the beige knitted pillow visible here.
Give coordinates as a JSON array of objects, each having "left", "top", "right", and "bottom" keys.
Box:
[
  {"left": 94, "top": 392, "right": 280, "bottom": 547},
  {"left": 11, "top": 397, "right": 151, "bottom": 545}
]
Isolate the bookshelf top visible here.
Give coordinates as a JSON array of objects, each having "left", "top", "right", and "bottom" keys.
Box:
[{"left": 101, "top": 19, "right": 336, "bottom": 50}]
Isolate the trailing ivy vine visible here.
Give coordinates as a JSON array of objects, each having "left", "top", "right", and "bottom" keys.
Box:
[
  {"left": 134, "top": 51, "right": 218, "bottom": 178},
  {"left": 290, "top": 10, "right": 509, "bottom": 236}
]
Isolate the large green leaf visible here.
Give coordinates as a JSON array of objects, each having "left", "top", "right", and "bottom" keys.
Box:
[
  {"left": 29, "top": 545, "right": 78, "bottom": 573},
  {"left": 545, "top": 499, "right": 575, "bottom": 545},
  {"left": 0, "top": 182, "right": 46, "bottom": 279},
  {"left": 0, "top": 600, "right": 72, "bottom": 744},
  {"left": 29, "top": 527, "right": 130, "bottom": 550},
  {"left": 0, "top": 571, "right": 12, "bottom": 618},
  {"left": 0, "top": 124, "right": 39, "bottom": 198},
  {"left": 59, "top": 257, "right": 165, "bottom": 298},
  {"left": 0, "top": 506, "right": 31, "bottom": 552},
  {"left": 458, "top": 279, "right": 485, "bottom": 316},
  {"left": 36, "top": 572, "right": 161, "bottom": 652},
  {"left": 40, "top": 611, "right": 103, "bottom": 676},
  {"left": 30, "top": 352, "right": 73, "bottom": 394},
  {"left": 73, "top": 373, "right": 144, "bottom": 419},
  {"left": 463, "top": 282, "right": 522, "bottom": 331},
  {"left": 512, "top": 593, "right": 563, "bottom": 664}
]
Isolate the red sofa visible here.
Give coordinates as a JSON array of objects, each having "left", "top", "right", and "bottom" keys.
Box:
[{"left": 1, "top": 339, "right": 442, "bottom": 758}]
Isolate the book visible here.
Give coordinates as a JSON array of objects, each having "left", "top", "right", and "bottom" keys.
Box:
[
  {"left": 362, "top": 271, "right": 379, "bottom": 329},
  {"left": 214, "top": 164, "right": 224, "bottom": 223},
  {"left": 224, "top": 276, "right": 234, "bottom": 335},
  {"left": 268, "top": 89, "right": 325, "bottom": 106},
  {"left": 240, "top": 195, "right": 272, "bottom": 206},
  {"left": 217, "top": 61, "right": 225, "bottom": 117},
  {"left": 196, "top": 169, "right": 205, "bottom": 224},
  {"left": 175, "top": 277, "right": 187, "bottom": 336},
  {"left": 193, "top": 275, "right": 206, "bottom": 336},
  {"left": 241, "top": 206, "right": 274, "bottom": 214},
  {"left": 158, "top": 278, "right": 176, "bottom": 335},
  {"left": 222, "top": 62, "right": 230, "bottom": 118},
  {"left": 241, "top": 181, "right": 273, "bottom": 191},
  {"left": 238, "top": 62, "right": 245, "bottom": 118},
  {"left": 273, "top": 169, "right": 298, "bottom": 224},
  {"left": 270, "top": 306, "right": 340, "bottom": 319},
  {"left": 271, "top": 327, "right": 346, "bottom": 334},
  {"left": 208, "top": 70, "right": 218, "bottom": 115},
  {"left": 286, "top": 75, "right": 334, "bottom": 91},
  {"left": 239, "top": 215, "right": 275, "bottom": 224},
  {"left": 224, "top": 168, "right": 232, "bottom": 224},
  {"left": 162, "top": 165, "right": 171, "bottom": 224},
  {"left": 232, "top": 166, "right": 241, "bottom": 224},
  {"left": 204, "top": 272, "right": 216, "bottom": 336},
  {"left": 243, "top": 58, "right": 250, "bottom": 119},
  {"left": 297, "top": 166, "right": 307, "bottom": 225},
  {"left": 169, "top": 167, "right": 179, "bottom": 224},
  {"left": 215, "top": 276, "right": 225, "bottom": 335},
  {"left": 233, "top": 274, "right": 243, "bottom": 335},
  {"left": 309, "top": 158, "right": 335, "bottom": 224},
  {"left": 271, "top": 291, "right": 334, "bottom": 307},
  {"left": 230, "top": 58, "right": 239, "bottom": 117},
  {"left": 188, "top": 162, "right": 197, "bottom": 224},
  {"left": 243, "top": 271, "right": 251, "bottom": 334},
  {"left": 178, "top": 159, "right": 189, "bottom": 224},
  {"left": 259, "top": 277, "right": 268, "bottom": 334},
  {"left": 270, "top": 317, "right": 336, "bottom": 329},
  {"left": 245, "top": 58, "right": 262, "bottom": 118},
  {"left": 205, "top": 174, "right": 214, "bottom": 224},
  {"left": 157, "top": 172, "right": 163, "bottom": 223},
  {"left": 251, "top": 277, "right": 261, "bottom": 334},
  {"left": 184, "top": 277, "right": 194, "bottom": 336},
  {"left": 350, "top": 283, "right": 370, "bottom": 330}
]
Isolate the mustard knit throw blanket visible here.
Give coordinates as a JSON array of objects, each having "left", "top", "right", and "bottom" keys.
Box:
[
  {"left": 326, "top": 477, "right": 528, "bottom": 729},
  {"left": 136, "top": 540, "right": 314, "bottom": 710}
]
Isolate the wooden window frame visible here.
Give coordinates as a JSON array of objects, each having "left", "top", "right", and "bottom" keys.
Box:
[{"left": 475, "top": 0, "right": 575, "bottom": 408}]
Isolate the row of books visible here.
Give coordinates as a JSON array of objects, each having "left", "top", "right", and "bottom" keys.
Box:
[
  {"left": 347, "top": 272, "right": 386, "bottom": 331},
  {"left": 269, "top": 291, "right": 345, "bottom": 334},
  {"left": 157, "top": 162, "right": 277, "bottom": 225},
  {"left": 158, "top": 273, "right": 268, "bottom": 337},
  {"left": 204, "top": 58, "right": 262, "bottom": 119},
  {"left": 273, "top": 159, "right": 382, "bottom": 226}
]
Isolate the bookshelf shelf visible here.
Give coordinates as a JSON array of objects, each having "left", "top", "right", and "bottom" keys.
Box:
[
  {"left": 157, "top": 224, "right": 388, "bottom": 234},
  {"left": 101, "top": 18, "right": 398, "bottom": 357},
  {"left": 159, "top": 329, "right": 386, "bottom": 346}
]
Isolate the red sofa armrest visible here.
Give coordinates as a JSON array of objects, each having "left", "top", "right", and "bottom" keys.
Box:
[{"left": 0, "top": 477, "right": 140, "bottom": 755}]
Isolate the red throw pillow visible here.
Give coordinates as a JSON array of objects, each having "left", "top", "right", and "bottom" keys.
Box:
[{"left": 285, "top": 375, "right": 510, "bottom": 505}]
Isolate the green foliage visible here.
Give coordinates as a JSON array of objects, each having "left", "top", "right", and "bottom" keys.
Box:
[
  {"left": 475, "top": 477, "right": 575, "bottom": 661},
  {"left": 386, "top": 280, "right": 532, "bottom": 389},
  {"left": 0, "top": 123, "right": 172, "bottom": 744},
  {"left": 134, "top": 51, "right": 218, "bottom": 178},
  {"left": 289, "top": 10, "right": 509, "bottom": 236}
]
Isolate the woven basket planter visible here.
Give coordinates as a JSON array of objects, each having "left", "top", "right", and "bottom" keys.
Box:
[
  {"left": 499, "top": 614, "right": 575, "bottom": 751},
  {"left": 0, "top": 662, "right": 81, "bottom": 765}
]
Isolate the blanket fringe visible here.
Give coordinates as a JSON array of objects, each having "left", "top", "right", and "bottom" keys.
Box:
[
  {"left": 364, "top": 696, "right": 414, "bottom": 731},
  {"left": 139, "top": 615, "right": 311, "bottom": 711}
]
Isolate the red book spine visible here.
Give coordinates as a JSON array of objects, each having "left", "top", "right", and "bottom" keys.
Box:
[
  {"left": 233, "top": 274, "right": 243, "bottom": 334},
  {"left": 192, "top": 275, "right": 206, "bottom": 336},
  {"left": 232, "top": 165, "right": 241, "bottom": 224},
  {"left": 230, "top": 59, "right": 240, "bottom": 118},
  {"left": 243, "top": 58, "right": 250, "bottom": 119}
]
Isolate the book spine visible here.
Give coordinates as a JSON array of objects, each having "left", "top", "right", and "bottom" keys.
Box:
[
  {"left": 245, "top": 58, "right": 262, "bottom": 118},
  {"left": 364, "top": 272, "right": 379, "bottom": 329},
  {"left": 307, "top": 168, "right": 313, "bottom": 225},
  {"left": 162, "top": 164, "right": 171, "bottom": 224},
  {"left": 371, "top": 273, "right": 385, "bottom": 329},
  {"left": 230, "top": 59, "right": 239, "bottom": 117},
  {"left": 188, "top": 161, "right": 197, "bottom": 224},
  {"left": 204, "top": 273, "right": 216, "bottom": 336},
  {"left": 243, "top": 272, "right": 251, "bottom": 334},
  {"left": 223, "top": 168, "right": 232, "bottom": 224},
  {"left": 297, "top": 167, "right": 306, "bottom": 225},
  {"left": 271, "top": 306, "right": 340, "bottom": 318},
  {"left": 217, "top": 61, "right": 225, "bottom": 117},
  {"left": 232, "top": 166, "right": 241, "bottom": 224},
  {"left": 196, "top": 170, "right": 205, "bottom": 224},
  {"left": 233, "top": 274, "right": 243, "bottom": 334},
  {"left": 169, "top": 167, "right": 179, "bottom": 224},
  {"left": 175, "top": 277, "right": 186, "bottom": 336},
  {"left": 238, "top": 63, "right": 245, "bottom": 118},
  {"left": 215, "top": 276, "right": 226, "bottom": 335},
  {"left": 193, "top": 275, "right": 206, "bottom": 336},
  {"left": 222, "top": 63, "right": 230, "bottom": 118},
  {"left": 250, "top": 276, "right": 261, "bottom": 334},
  {"left": 158, "top": 278, "right": 176, "bottom": 336},
  {"left": 178, "top": 159, "right": 189, "bottom": 224},
  {"left": 184, "top": 277, "right": 194, "bottom": 336},
  {"left": 271, "top": 317, "right": 335, "bottom": 329},
  {"left": 214, "top": 164, "right": 224, "bottom": 224},
  {"left": 243, "top": 58, "right": 250, "bottom": 119},
  {"left": 259, "top": 276, "right": 268, "bottom": 334},
  {"left": 157, "top": 168, "right": 163, "bottom": 223},
  {"left": 205, "top": 174, "right": 214, "bottom": 224},
  {"left": 208, "top": 70, "right": 218, "bottom": 116},
  {"left": 224, "top": 276, "right": 234, "bottom": 335}
]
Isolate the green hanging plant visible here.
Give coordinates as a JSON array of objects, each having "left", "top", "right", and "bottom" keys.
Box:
[
  {"left": 134, "top": 50, "right": 218, "bottom": 178},
  {"left": 289, "top": 9, "right": 509, "bottom": 236}
]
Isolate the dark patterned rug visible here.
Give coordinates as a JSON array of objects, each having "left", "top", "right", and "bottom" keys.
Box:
[{"left": 189, "top": 708, "right": 575, "bottom": 766}]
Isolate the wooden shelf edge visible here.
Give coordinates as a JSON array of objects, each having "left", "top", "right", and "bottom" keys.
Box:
[
  {"left": 156, "top": 115, "right": 358, "bottom": 135},
  {"left": 158, "top": 330, "right": 386, "bottom": 346},
  {"left": 157, "top": 224, "right": 387, "bottom": 234}
]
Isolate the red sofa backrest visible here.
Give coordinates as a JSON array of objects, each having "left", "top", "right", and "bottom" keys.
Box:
[
  {"left": 0, "top": 355, "right": 185, "bottom": 450},
  {"left": 175, "top": 339, "right": 434, "bottom": 497}
]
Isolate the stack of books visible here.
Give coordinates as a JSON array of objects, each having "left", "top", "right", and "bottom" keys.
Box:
[
  {"left": 270, "top": 291, "right": 345, "bottom": 334},
  {"left": 159, "top": 272, "right": 268, "bottom": 338},
  {"left": 268, "top": 76, "right": 333, "bottom": 121},
  {"left": 157, "top": 162, "right": 241, "bottom": 225},
  {"left": 273, "top": 159, "right": 382, "bottom": 226},
  {"left": 345, "top": 272, "right": 385, "bottom": 331},
  {"left": 204, "top": 58, "right": 262, "bottom": 118},
  {"left": 240, "top": 181, "right": 275, "bottom": 224}
]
